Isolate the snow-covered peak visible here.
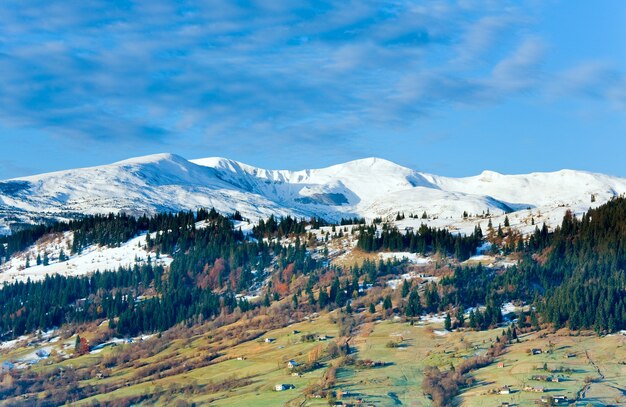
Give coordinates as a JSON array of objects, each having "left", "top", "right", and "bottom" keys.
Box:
[
  {"left": 2, "top": 153, "right": 626, "bottom": 234},
  {"left": 114, "top": 152, "right": 186, "bottom": 165}
]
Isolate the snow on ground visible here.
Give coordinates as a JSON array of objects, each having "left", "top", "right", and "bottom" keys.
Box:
[
  {"left": 466, "top": 254, "right": 495, "bottom": 263},
  {"left": 378, "top": 252, "right": 431, "bottom": 264},
  {"left": 415, "top": 313, "right": 447, "bottom": 324},
  {"left": 0, "top": 335, "right": 27, "bottom": 350},
  {"left": 0, "top": 232, "right": 172, "bottom": 285},
  {"left": 476, "top": 241, "right": 492, "bottom": 254},
  {"left": 501, "top": 302, "right": 518, "bottom": 315},
  {"left": 236, "top": 293, "right": 260, "bottom": 301},
  {"left": 3, "top": 153, "right": 624, "bottom": 235},
  {"left": 16, "top": 346, "right": 53, "bottom": 367},
  {"left": 387, "top": 270, "right": 439, "bottom": 290},
  {"left": 232, "top": 220, "right": 255, "bottom": 235},
  {"left": 89, "top": 334, "right": 157, "bottom": 355}
]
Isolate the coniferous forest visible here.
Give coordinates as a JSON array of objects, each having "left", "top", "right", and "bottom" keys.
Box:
[{"left": 1, "top": 198, "right": 626, "bottom": 342}]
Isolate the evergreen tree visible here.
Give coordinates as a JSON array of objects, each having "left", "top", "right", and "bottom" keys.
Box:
[
  {"left": 401, "top": 279, "right": 411, "bottom": 297},
  {"left": 444, "top": 313, "right": 452, "bottom": 331},
  {"left": 383, "top": 295, "right": 392, "bottom": 311}
]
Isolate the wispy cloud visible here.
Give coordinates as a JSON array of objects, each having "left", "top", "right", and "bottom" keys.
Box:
[
  {"left": 551, "top": 62, "right": 626, "bottom": 108},
  {"left": 0, "top": 0, "right": 621, "bottom": 154}
]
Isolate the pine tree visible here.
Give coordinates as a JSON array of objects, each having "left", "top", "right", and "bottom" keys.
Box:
[
  {"left": 263, "top": 292, "right": 271, "bottom": 307},
  {"left": 444, "top": 313, "right": 452, "bottom": 331},
  {"left": 456, "top": 306, "right": 465, "bottom": 327},
  {"left": 383, "top": 295, "right": 392, "bottom": 311},
  {"left": 74, "top": 335, "right": 81, "bottom": 353},
  {"left": 469, "top": 310, "right": 477, "bottom": 329},
  {"left": 401, "top": 279, "right": 411, "bottom": 297}
]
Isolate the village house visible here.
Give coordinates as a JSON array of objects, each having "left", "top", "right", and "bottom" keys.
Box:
[
  {"left": 274, "top": 384, "right": 294, "bottom": 392},
  {"left": 540, "top": 395, "right": 568, "bottom": 404},
  {"left": 531, "top": 348, "right": 543, "bottom": 355},
  {"left": 499, "top": 386, "right": 511, "bottom": 395},
  {"left": 287, "top": 360, "right": 299, "bottom": 369}
]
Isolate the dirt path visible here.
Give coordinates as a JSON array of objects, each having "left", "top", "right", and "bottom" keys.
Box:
[{"left": 576, "top": 349, "right": 605, "bottom": 401}]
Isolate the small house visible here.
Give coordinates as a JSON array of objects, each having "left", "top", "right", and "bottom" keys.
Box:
[
  {"left": 497, "top": 362, "right": 504, "bottom": 368},
  {"left": 499, "top": 386, "right": 511, "bottom": 395},
  {"left": 318, "top": 335, "right": 328, "bottom": 341},
  {"left": 292, "top": 330, "right": 300, "bottom": 334},
  {"left": 264, "top": 338, "right": 275, "bottom": 343},
  {"left": 550, "top": 376, "right": 560, "bottom": 383},
  {"left": 287, "top": 360, "right": 299, "bottom": 369},
  {"left": 274, "top": 384, "right": 294, "bottom": 392},
  {"left": 236, "top": 356, "right": 246, "bottom": 360},
  {"left": 531, "top": 348, "right": 542, "bottom": 355}
]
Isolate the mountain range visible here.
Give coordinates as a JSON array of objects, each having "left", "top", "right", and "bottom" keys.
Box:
[{"left": 1, "top": 153, "right": 625, "bottom": 234}]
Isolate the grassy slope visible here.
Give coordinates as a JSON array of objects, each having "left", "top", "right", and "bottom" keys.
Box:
[{"left": 1, "top": 312, "right": 625, "bottom": 406}]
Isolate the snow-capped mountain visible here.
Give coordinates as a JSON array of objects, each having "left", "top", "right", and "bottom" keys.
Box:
[{"left": 1, "top": 153, "right": 625, "bottom": 234}]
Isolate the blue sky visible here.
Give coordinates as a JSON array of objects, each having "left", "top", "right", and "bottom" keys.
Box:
[{"left": 0, "top": 0, "right": 625, "bottom": 178}]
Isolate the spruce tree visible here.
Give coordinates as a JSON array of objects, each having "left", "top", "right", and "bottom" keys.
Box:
[{"left": 444, "top": 313, "right": 452, "bottom": 331}]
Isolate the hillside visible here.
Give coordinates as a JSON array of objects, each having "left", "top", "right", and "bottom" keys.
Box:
[
  {"left": 2, "top": 154, "right": 626, "bottom": 235},
  {"left": 1, "top": 198, "right": 626, "bottom": 405}
]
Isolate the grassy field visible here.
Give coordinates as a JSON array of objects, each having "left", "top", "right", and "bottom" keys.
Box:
[
  {"left": 1, "top": 310, "right": 625, "bottom": 406},
  {"left": 460, "top": 330, "right": 626, "bottom": 407}
]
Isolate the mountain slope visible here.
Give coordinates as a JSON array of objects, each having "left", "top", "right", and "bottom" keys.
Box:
[{"left": 2, "top": 153, "right": 626, "bottom": 234}]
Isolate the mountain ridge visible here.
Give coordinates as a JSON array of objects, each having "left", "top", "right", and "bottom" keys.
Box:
[{"left": 1, "top": 153, "right": 626, "bottom": 234}]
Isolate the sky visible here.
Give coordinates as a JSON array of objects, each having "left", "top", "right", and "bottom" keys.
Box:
[{"left": 0, "top": 0, "right": 625, "bottom": 178}]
